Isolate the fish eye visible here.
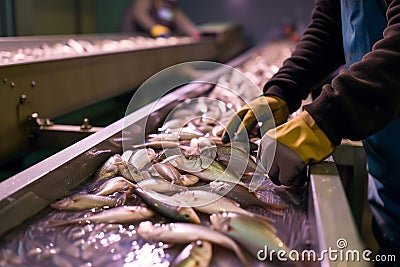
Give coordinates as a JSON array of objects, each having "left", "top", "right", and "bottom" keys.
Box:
[
  {"left": 183, "top": 214, "right": 191, "bottom": 220},
  {"left": 195, "top": 240, "right": 203, "bottom": 248}
]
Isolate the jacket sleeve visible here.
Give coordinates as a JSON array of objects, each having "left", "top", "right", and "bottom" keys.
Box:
[
  {"left": 304, "top": 0, "right": 400, "bottom": 145},
  {"left": 263, "top": 0, "right": 345, "bottom": 113},
  {"left": 133, "top": 0, "right": 157, "bottom": 31}
]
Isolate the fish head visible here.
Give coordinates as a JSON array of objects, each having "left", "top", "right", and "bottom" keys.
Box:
[
  {"left": 190, "top": 240, "right": 213, "bottom": 260},
  {"left": 127, "top": 164, "right": 144, "bottom": 182},
  {"left": 111, "top": 154, "right": 124, "bottom": 165},
  {"left": 179, "top": 174, "right": 199, "bottom": 186},
  {"left": 168, "top": 155, "right": 203, "bottom": 172},
  {"left": 177, "top": 206, "right": 201, "bottom": 224},
  {"left": 209, "top": 181, "right": 228, "bottom": 191},
  {"left": 209, "top": 212, "right": 232, "bottom": 232},
  {"left": 50, "top": 197, "right": 73, "bottom": 210}
]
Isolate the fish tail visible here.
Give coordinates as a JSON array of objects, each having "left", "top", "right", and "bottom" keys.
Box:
[
  {"left": 260, "top": 206, "right": 286, "bottom": 216},
  {"left": 262, "top": 202, "right": 289, "bottom": 210},
  {"left": 250, "top": 213, "right": 277, "bottom": 233},
  {"left": 231, "top": 241, "right": 254, "bottom": 267},
  {"left": 46, "top": 219, "right": 83, "bottom": 227}
]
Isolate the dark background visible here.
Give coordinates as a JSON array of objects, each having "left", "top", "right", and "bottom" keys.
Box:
[{"left": 0, "top": 0, "right": 314, "bottom": 46}]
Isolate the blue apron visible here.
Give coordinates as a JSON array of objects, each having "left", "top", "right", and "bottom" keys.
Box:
[{"left": 341, "top": 0, "right": 400, "bottom": 248}]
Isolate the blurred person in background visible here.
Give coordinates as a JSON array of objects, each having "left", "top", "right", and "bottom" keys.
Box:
[
  {"left": 222, "top": 1, "right": 400, "bottom": 265},
  {"left": 121, "top": 0, "right": 200, "bottom": 39}
]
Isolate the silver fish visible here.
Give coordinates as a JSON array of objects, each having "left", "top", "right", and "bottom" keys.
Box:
[
  {"left": 137, "top": 221, "right": 252, "bottom": 266},
  {"left": 133, "top": 187, "right": 201, "bottom": 224},
  {"left": 93, "top": 176, "right": 135, "bottom": 196},
  {"left": 170, "top": 190, "right": 274, "bottom": 224},
  {"left": 172, "top": 240, "right": 212, "bottom": 267},
  {"left": 152, "top": 162, "right": 184, "bottom": 185},
  {"left": 148, "top": 131, "right": 203, "bottom": 142},
  {"left": 137, "top": 177, "right": 187, "bottom": 193},
  {"left": 201, "top": 145, "right": 258, "bottom": 174},
  {"left": 47, "top": 206, "right": 154, "bottom": 227},
  {"left": 128, "top": 148, "right": 156, "bottom": 170},
  {"left": 206, "top": 181, "right": 287, "bottom": 215},
  {"left": 210, "top": 212, "right": 290, "bottom": 257},
  {"left": 168, "top": 155, "right": 247, "bottom": 188},
  {"left": 50, "top": 193, "right": 125, "bottom": 210},
  {"left": 152, "top": 162, "right": 199, "bottom": 186},
  {"left": 94, "top": 154, "right": 122, "bottom": 181}
]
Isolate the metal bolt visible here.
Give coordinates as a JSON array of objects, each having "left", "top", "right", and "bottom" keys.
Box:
[
  {"left": 3, "top": 78, "right": 7, "bottom": 84},
  {"left": 81, "top": 118, "right": 92, "bottom": 130},
  {"left": 31, "top": 81, "right": 36, "bottom": 87},
  {"left": 10, "top": 82, "right": 15, "bottom": 88},
  {"left": 19, "top": 94, "right": 27, "bottom": 104}
]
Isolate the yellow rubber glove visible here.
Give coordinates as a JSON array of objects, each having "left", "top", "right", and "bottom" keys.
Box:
[
  {"left": 150, "top": 24, "right": 171, "bottom": 38},
  {"left": 221, "top": 95, "right": 289, "bottom": 143},
  {"left": 258, "top": 111, "right": 335, "bottom": 186}
]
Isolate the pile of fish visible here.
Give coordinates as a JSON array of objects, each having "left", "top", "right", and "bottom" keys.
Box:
[
  {"left": 42, "top": 96, "right": 292, "bottom": 266},
  {"left": 0, "top": 35, "right": 192, "bottom": 64},
  {"left": 0, "top": 41, "right": 312, "bottom": 267}
]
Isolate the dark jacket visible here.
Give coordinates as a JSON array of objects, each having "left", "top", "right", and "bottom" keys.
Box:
[{"left": 263, "top": 0, "right": 400, "bottom": 146}]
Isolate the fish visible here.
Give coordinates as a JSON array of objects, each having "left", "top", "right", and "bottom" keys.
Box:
[
  {"left": 128, "top": 148, "right": 156, "bottom": 170},
  {"left": 158, "top": 118, "right": 186, "bottom": 131},
  {"left": 167, "top": 155, "right": 248, "bottom": 188},
  {"left": 152, "top": 162, "right": 184, "bottom": 185},
  {"left": 133, "top": 187, "right": 201, "bottom": 224},
  {"left": 152, "top": 162, "right": 199, "bottom": 186},
  {"left": 118, "top": 161, "right": 145, "bottom": 182},
  {"left": 201, "top": 145, "right": 258, "bottom": 174},
  {"left": 121, "top": 149, "right": 133, "bottom": 162},
  {"left": 172, "top": 240, "right": 212, "bottom": 267},
  {"left": 148, "top": 131, "right": 203, "bottom": 142},
  {"left": 47, "top": 206, "right": 154, "bottom": 227},
  {"left": 165, "top": 154, "right": 203, "bottom": 172},
  {"left": 179, "top": 174, "right": 200, "bottom": 186},
  {"left": 273, "top": 186, "right": 306, "bottom": 206},
  {"left": 210, "top": 212, "right": 290, "bottom": 258},
  {"left": 50, "top": 193, "right": 126, "bottom": 210},
  {"left": 137, "top": 221, "right": 252, "bottom": 267},
  {"left": 170, "top": 190, "right": 274, "bottom": 224},
  {"left": 92, "top": 176, "right": 135, "bottom": 196},
  {"left": 137, "top": 177, "right": 187, "bottom": 193},
  {"left": 94, "top": 154, "right": 122, "bottom": 181},
  {"left": 132, "top": 141, "right": 182, "bottom": 149},
  {"left": 206, "top": 181, "right": 287, "bottom": 215}
]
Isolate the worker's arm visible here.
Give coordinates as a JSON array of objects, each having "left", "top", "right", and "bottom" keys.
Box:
[
  {"left": 305, "top": 0, "right": 400, "bottom": 144},
  {"left": 173, "top": 7, "right": 200, "bottom": 37},
  {"left": 133, "top": 0, "right": 157, "bottom": 31},
  {"left": 133, "top": 0, "right": 170, "bottom": 37},
  {"left": 259, "top": 0, "right": 400, "bottom": 187},
  {"left": 263, "top": 0, "right": 345, "bottom": 114},
  {"left": 222, "top": 0, "right": 344, "bottom": 143}
]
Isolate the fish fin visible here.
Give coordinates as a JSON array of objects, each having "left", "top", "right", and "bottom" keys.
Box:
[
  {"left": 231, "top": 240, "right": 254, "bottom": 267},
  {"left": 260, "top": 207, "right": 285, "bottom": 216}
]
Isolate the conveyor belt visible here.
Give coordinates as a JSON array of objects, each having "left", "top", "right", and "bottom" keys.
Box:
[
  {"left": 0, "top": 25, "right": 247, "bottom": 164},
  {"left": 0, "top": 40, "right": 366, "bottom": 267}
]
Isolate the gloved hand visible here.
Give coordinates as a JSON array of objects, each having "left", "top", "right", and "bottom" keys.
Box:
[
  {"left": 258, "top": 111, "right": 335, "bottom": 186},
  {"left": 221, "top": 95, "right": 289, "bottom": 143},
  {"left": 150, "top": 24, "right": 171, "bottom": 38}
]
